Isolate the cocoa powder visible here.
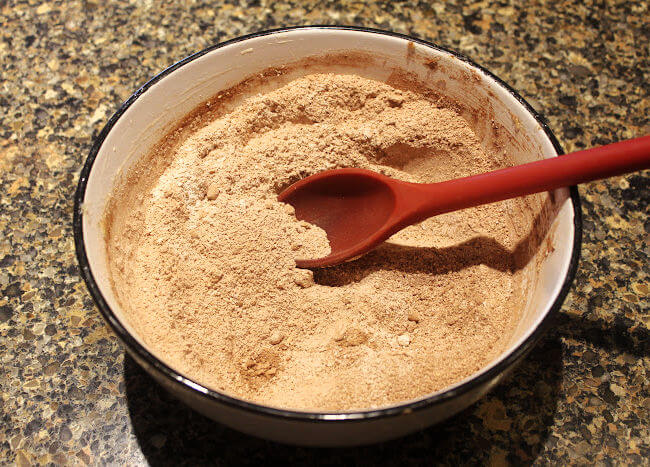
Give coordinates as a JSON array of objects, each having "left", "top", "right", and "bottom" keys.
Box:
[{"left": 106, "top": 72, "right": 533, "bottom": 411}]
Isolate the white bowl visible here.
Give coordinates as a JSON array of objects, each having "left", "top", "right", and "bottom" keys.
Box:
[{"left": 74, "top": 26, "right": 581, "bottom": 446}]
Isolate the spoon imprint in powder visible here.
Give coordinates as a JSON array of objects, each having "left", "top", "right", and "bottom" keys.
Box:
[{"left": 278, "top": 135, "right": 650, "bottom": 268}]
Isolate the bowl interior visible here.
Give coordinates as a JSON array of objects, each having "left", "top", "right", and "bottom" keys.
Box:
[{"left": 79, "top": 28, "right": 576, "bottom": 411}]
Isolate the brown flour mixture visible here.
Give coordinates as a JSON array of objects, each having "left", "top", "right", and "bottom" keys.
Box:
[{"left": 107, "top": 72, "right": 533, "bottom": 411}]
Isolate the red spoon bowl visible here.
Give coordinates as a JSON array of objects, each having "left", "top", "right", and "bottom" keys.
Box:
[{"left": 280, "top": 136, "right": 650, "bottom": 268}]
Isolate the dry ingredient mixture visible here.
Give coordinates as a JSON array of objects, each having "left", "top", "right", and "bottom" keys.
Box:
[{"left": 107, "top": 72, "right": 533, "bottom": 411}]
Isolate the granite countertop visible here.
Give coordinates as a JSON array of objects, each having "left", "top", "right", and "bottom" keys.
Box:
[{"left": 1, "top": 1, "right": 648, "bottom": 464}]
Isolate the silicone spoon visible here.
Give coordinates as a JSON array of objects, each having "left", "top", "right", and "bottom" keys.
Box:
[{"left": 278, "top": 135, "right": 650, "bottom": 268}]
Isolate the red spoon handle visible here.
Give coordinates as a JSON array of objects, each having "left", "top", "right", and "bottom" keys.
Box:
[{"left": 416, "top": 134, "right": 650, "bottom": 218}]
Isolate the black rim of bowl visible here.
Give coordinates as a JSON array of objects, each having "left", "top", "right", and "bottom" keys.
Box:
[{"left": 73, "top": 25, "right": 582, "bottom": 423}]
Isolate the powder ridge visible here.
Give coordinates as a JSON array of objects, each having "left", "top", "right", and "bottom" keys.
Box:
[{"left": 107, "top": 72, "right": 530, "bottom": 411}]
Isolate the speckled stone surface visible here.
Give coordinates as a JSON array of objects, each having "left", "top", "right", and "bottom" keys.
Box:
[{"left": 1, "top": 1, "right": 648, "bottom": 464}]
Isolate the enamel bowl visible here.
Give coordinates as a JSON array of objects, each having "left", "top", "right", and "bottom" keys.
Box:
[{"left": 74, "top": 26, "right": 581, "bottom": 446}]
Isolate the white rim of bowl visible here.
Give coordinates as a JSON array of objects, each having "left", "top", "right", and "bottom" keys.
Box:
[{"left": 74, "top": 26, "right": 582, "bottom": 422}]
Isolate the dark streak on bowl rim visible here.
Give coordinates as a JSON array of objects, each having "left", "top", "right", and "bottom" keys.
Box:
[{"left": 73, "top": 25, "right": 582, "bottom": 423}]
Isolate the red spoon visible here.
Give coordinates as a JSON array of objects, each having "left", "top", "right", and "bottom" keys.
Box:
[{"left": 278, "top": 135, "right": 650, "bottom": 268}]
